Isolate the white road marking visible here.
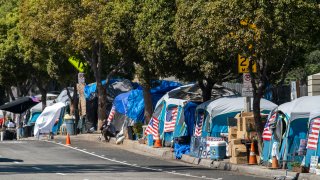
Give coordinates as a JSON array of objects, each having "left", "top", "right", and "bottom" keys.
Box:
[
  {"left": 91, "top": 152, "right": 95, "bottom": 154},
  {"left": 32, "top": 167, "right": 42, "bottom": 170},
  {"left": 46, "top": 141, "right": 220, "bottom": 180},
  {"left": 56, "top": 173, "right": 66, "bottom": 176},
  {"left": 74, "top": 147, "right": 78, "bottom": 149},
  {"left": 101, "top": 155, "right": 105, "bottom": 156},
  {"left": 13, "top": 161, "right": 20, "bottom": 164}
]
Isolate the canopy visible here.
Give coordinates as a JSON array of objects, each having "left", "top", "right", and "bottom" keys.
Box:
[
  {"left": 34, "top": 102, "right": 66, "bottom": 137},
  {"left": 196, "top": 96, "right": 278, "bottom": 118},
  {"left": 0, "top": 97, "right": 40, "bottom": 114},
  {"left": 30, "top": 100, "right": 55, "bottom": 113}
]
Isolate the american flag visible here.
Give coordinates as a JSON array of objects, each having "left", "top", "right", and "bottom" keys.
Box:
[
  {"left": 262, "top": 113, "right": 276, "bottom": 141},
  {"left": 194, "top": 113, "right": 204, "bottom": 137},
  {"left": 307, "top": 118, "right": 320, "bottom": 150},
  {"left": 164, "top": 107, "right": 178, "bottom": 132},
  {"left": 145, "top": 116, "right": 160, "bottom": 139},
  {"left": 107, "top": 107, "right": 116, "bottom": 123}
]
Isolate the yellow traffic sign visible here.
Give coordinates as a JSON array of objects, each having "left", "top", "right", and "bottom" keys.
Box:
[{"left": 238, "top": 54, "right": 257, "bottom": 73}]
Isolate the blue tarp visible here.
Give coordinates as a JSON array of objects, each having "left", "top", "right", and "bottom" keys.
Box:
[
  {"left": 114, "top": 80, "right": 182, "bottom": 124},
  {"left": 183, "top": 102, "right": 198, "bottom": 137},
  {"left": 174, "top": 143, "right": 190, "bottom": 159},
  {"left": 113, "top": 92, "right": 131, "bottom": 115}
]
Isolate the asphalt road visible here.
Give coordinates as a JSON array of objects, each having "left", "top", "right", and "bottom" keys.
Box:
[{"left": 0, "top": 139, "right": 270, "bottom": 180}]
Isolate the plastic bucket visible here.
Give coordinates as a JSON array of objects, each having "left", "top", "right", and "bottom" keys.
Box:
[{"left": 65, "top": 119, "right": 75, "bottom": 135}]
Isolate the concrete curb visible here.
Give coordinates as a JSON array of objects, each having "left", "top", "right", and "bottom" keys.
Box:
[{"left": 52, "top": 134, "right": 319, "bottom": 180}]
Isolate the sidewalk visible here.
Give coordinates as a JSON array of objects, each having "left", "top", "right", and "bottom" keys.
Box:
[{"left": 53, "top": 134, "right": 319, "bottom": 180}]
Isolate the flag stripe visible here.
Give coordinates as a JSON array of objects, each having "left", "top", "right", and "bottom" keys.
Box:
[{"left": 307, "top": 118, "right": 320, "bottom": 150}]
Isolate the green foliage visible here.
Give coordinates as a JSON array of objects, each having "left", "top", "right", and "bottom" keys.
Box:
[
  {"left": 0, "top": 0, "right": 33, "bottom": 88},
  {"left": 174, "top": 0, "right": 237, "bottom": 83}
]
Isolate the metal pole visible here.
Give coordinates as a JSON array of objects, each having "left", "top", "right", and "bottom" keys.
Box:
[{"left": 244, "top": 96, "right": 251, "bottom": 112}]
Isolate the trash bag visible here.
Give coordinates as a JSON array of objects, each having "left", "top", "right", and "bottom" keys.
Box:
[
  {"left": 101, "top": 123, "right": 117, "bottom": 142},
  {"left": 174, "top": 143, "right": 190, "bottom": 159}
]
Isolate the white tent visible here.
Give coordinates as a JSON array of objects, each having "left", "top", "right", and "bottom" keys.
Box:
[
  {"left": 196, "top": 96, "right": 278, "bottom": 118},
  {"left": 277, "top": 96, "right": 320, "bottom": 121},
  {"left": 34, "top": 102, "right": 66, "bottom": 137}
]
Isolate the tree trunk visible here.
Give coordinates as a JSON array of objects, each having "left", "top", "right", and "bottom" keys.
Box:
[
  {"left": 39, "top": 88, "right": 47, "bottom": 111},
  {"left": 198, "top": 79, "right": 214, "bottom": 102},
  {"left": 6, "top": 87, "right": 15, "bottom": 101},
  {"left": 143, "top": 83, "right": 153, "bottom": 124},
  {"left": 253, "top": 90, "right": 264, "bottom": 154}
]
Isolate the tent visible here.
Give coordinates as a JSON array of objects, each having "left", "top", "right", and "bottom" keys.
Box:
[
  {"left": 262, "top": 96, "right": 320, "bottom": 167},
  {"left": 195, "top": 96, "right": 277, "bottom": 137},
  {"left": 108, "top": 80, "right": 182, "bottom": 132},
  {"left": 84, "top": 79, "right": 136, "bottom": 130},
  {"left": 34, "top": 102, "right": 66, "bottom": 137},
  {"left": 151, "top": 84, "right": 239, "bottom": 145}
]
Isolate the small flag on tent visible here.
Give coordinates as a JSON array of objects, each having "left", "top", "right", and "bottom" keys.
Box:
[
  {"left": 145, "top": 116, "right": 159, "bottom": 139},
  {"left": 307, "top": 118, "right": 320, "bottom": 150},
  {"left": 107, "top": 107, "right": 116, "bottom": 123},
  {"left": 262, "top": 113, "right": 276, "bottom": 141},
  {"left": 194, "top": 113, "right": 204, "bottom": 137},
  {"left": 164, "top": 107, "right": 178, "bottom": 132}
]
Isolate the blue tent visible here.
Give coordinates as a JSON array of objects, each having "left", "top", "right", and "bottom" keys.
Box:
[
  {"left": 196, "top": 97, "right": 277, "bottom": 138},
  {"left": 262, "top": 96, "right": 320, "bottom": 167}
]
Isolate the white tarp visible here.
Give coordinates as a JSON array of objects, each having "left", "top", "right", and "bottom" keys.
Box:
[
  {"left": 196, "top": 96, "right": 277, "bottom": 118},
  {"left": 277, "top": 96, "right": 320, "bottom": 121},
  {"left": 34, "top": 102, "right": 66, "bottom": 137}
]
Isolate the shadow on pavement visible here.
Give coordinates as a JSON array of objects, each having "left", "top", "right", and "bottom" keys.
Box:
[
  {"left": 0, "top": 164, "right": 211, "bottom": 174},
  {"left": 0, "top": 158, "right": 23, "bottom": 163}
]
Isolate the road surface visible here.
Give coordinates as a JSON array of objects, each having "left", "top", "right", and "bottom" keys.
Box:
[{"left": 0, "top": 139, "right": 270, "bottom": 180}]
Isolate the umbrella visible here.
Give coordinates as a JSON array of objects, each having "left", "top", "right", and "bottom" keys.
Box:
[{"left": 0, "top": 97, "right": 40, "bottom": 114}]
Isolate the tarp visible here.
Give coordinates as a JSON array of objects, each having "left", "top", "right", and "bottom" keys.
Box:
[
  {"left": 113, "top": 80, "right": 182, "bottom": 124},
  {"left": 196, "top": 96, "right": 277, "bottom": 137},
  {"left": 30, "top": 101, "right": 55, "bottom": 113},
  {"left": 34, "top": 102, "right": 66, "bottom": 137},
  {"left": 55, "top": 88, "right": 74, "bottom": 103},
  {"left": 84, "top": 79, "right": 135, "bottom": 100}
]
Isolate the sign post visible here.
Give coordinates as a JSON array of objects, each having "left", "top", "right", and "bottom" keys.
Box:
[{"left": 242, "top": 73, "right": 253, "bottom": 112}]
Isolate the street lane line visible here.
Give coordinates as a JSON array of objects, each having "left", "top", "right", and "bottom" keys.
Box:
[
  {"left": 46, "top": 141, "right": 220, "bottom": 180},
  {"left": 32, "top": 167, "right": 42, "bottom": 170},
  {"left": 56, "top": 173, "right": 66, "bottom": 176}
]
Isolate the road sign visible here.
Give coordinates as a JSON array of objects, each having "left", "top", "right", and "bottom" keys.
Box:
[
  {"left": 242, "top": 73, "right": 253, "bottom": 97},
  {"left": 242, "top": 87, "right": 253, "bottom": 97},
  {"left": 238, "top": 55, "right": 257, "bottom": 73},
  {"left": 243, "top": 73, "right": 252, "bottom": 88}
]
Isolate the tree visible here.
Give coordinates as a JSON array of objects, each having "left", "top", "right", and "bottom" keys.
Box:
[
  {"left": 0, "top": 0, "right": 34, "bottom": 100},
  {"left": 174, "top": 0, "right": 238, "bottom": 102},
  {"left": 133, "top": 0, "right": 185, "bottom": 122},
  {"left": 207, "top": 0, "right": 320, "bottom": 153}
]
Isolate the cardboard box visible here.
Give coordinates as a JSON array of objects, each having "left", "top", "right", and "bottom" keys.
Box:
[
  {"left": 230, "top": 156, "right": 248, "bottom": 164},
  {"left": 232, "top": 144, "right": 247, "bottom": 157},
  {"left": 228, "top": 126, "right": 238, "bottom": 140},
  {"left": 229, "top": 139, "right": 242, "bottom": 145},
  {"left": 241, "top": 112, "right": 254, "bottom": 117},
  {"left": 237, "top": 130, "right": 249, "bottom": 139}
]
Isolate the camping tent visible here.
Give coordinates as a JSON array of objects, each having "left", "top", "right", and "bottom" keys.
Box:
[
  {"left": 150, "top": 84, "right": 239, "bottom": 145},
  {"left": 262, "top": 96, "right": 320, "bottom": 167},
  {"left": 34, "top": 102, "right": 66, "bottom": 137},
  {"left": 195, "top": 96, "right": 277, "bottom": 137}
]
